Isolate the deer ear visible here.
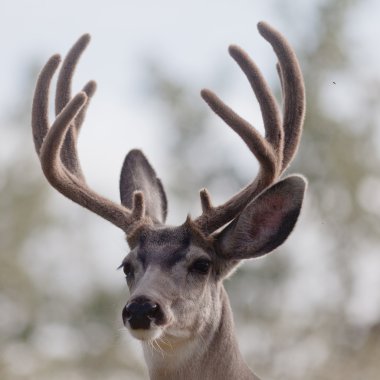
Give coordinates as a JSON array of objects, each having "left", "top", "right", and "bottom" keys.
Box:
[
  {"left": 215, "top": 176, "right": 306, "bottom": 260},
  {"left": 120, "top": 149, "right": 168, "bottom": 224}
]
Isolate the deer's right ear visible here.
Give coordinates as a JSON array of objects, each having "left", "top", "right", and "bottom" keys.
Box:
[
  {"left": 215, "top": 176, "right": 306, "bottom": 260},
  {"left": 120, "top": 149, "right": 168, "bottom": 224}
]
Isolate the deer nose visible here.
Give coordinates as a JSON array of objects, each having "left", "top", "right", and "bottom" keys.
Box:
[{"left": 122, "top": 297, "right": 162, "bottom": 330}]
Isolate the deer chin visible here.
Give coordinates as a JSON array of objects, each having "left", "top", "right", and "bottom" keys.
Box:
[
  {"left": 128, "top": 326, "right": 163, "bottom": 341},
  {"left": 164, "top": 326, "right": 192, "bottom": 340}
]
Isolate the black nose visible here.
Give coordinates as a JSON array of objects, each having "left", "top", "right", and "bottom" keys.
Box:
[{"left": 122, "top": 297, "right": 163, "bottom": 330}]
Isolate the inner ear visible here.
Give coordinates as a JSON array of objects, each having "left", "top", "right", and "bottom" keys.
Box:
[
  {"left": 215, "top": 175, "right": 306, "bottom": 260},
  {"left": 120, "top": 149, "right": 167, "bottom": 224}
]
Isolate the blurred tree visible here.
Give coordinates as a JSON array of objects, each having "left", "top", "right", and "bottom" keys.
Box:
[
  {"left": 293, "top": 0, "right": 380, "bottom": 379},
  {"left": 0, "top": 64, "right": 54, "bottom": 357}
]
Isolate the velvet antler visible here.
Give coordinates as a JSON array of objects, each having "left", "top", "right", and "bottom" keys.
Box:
[
  {"left": 32, "top": 35, "right": 146, "bottom": 232},
  {"left": 32, "top": 22, "right": 305, "bottom": 238},
  {"left": 194, "top": 21, "right": 305, "bottom": 234}
]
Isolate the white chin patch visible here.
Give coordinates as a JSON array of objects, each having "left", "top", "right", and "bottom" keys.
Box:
[
  {"left": 165, "top": 327, "right": 191, "bottom": 339},
  {"left": 129, "top": 327, "right": 162, "bottom": 341}
]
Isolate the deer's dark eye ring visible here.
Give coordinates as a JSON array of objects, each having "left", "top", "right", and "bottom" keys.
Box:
[{"left": 190, "top": 259, "right": 211, "bottom": 275}]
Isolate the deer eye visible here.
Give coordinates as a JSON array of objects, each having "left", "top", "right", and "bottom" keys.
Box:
[
  {"left": 123, "top": 263, "right": 134, "bottom": 277},
  {"left": 190, "top": 259, "right": 211, "bottom": 275}
]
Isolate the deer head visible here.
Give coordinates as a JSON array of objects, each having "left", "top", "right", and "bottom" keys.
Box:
[{"left": 32, "top": 22, "right": 306, "bottom": 379}]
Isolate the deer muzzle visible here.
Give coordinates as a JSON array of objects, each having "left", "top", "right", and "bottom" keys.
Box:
[{"left": 122, "top": 296, "right": 164, "bottom": 331}]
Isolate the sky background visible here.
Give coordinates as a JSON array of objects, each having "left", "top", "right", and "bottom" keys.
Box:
[
  {"left": 1, "top": 0, "right": 379, "bottom": 204},
  {"left": 1, "top": 0, "right": 379, "bottom": 196}
]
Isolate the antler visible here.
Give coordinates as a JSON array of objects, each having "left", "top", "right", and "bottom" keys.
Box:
[
  {"left": 32, "top": 34, "right": 146, "bottom": 232},
  {"left": 194, "top": 21, "right": 305, "bottom": 234}
]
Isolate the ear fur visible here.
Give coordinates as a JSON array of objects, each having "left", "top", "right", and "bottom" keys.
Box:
[
  {"left": 120, "top": 149, "right": 167, "bottom": 224},
  {"left": 215, "top": 175, "right": 306, "bottom": 260}
]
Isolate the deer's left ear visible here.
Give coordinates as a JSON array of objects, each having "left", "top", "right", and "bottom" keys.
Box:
[
  {"left": 215, "top": 176, "right": 306, "bottom": 260},
  {"left": 120, "top": 149, "right": 167, "bottom": 224}
]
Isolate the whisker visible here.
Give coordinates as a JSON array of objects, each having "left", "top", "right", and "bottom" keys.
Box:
[
  {"left": 148, "top": 338, "right": 163, "bottom": 358},
  {"left": 158, "top": 336, "right": 173, "bottom": 351}
]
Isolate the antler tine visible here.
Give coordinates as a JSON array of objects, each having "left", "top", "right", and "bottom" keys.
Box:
[
  {"left": 55, "top": 34, "right": 96, "bottom": 178},
  {"left": 194, "top": 22, "right": 304, "bottom": 235},
  {"left": 228, "top": 45, "right": 284, "bottom": 162},
  {"left": 32, "top": 37, "right": 147, "bottom": 233},
  {"left": 55, "top": 34, "right": 90, "bottom": 114},
  {"left": 32, "top": 54, "right": 61, "bottom": 155},
  {"left": 200, "top": 89, "right": 278, "bottom": 178},
  {"left": 276, "top": 63, "right": 285, "bottom": 100},
  {"left": 55, "top": 34, "right": 97, "bottom": 132},
  {"left": 258, "top": 21, "right": 305, "bottom": 172},
  {"left": 57, "top": 79, "right": 97, "bottom": 178}
]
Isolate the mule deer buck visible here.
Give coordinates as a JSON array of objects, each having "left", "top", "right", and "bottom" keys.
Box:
[{"left": 32, "top": 21, "right": 306, "bottom": 380}]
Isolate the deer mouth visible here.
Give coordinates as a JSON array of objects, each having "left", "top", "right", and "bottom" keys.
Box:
[{"left": 127, "top": 325, "right": 163, "bottom": 341}]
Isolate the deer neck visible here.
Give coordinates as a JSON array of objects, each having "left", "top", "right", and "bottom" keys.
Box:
[{"left": 142, "top": 285, "right": 259, "bottom": 380}]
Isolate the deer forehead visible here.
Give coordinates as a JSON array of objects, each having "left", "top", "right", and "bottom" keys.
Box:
[{"left": 125, "top": 226, "right": 213, "bottom": 269}]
